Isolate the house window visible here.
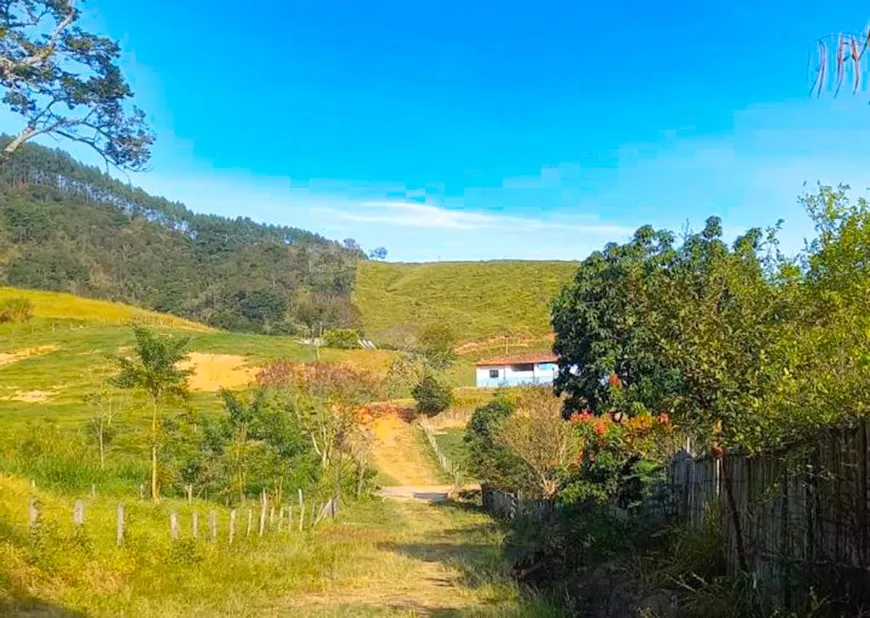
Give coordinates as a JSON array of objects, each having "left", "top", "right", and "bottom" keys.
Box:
[
  {"left": 510, "top": 363, "right": 535, "bottom": 373},
  {"left": 489, "top": 369, "right": 500, "bottom": 379}
]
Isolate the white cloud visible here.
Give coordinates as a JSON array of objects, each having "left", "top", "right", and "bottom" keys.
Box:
[{"left": 319, "top": 200, "right": 633, "bottom": 236}]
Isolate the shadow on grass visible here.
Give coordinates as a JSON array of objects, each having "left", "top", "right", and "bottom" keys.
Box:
[
  {"left": 298, "top": 601, "right": 473, "bottom": 617},
  {"left": 377, "top": 498, "right": 511, "bottom": 590},
  {"left": 0, "top": 591, "right": 86, "bottom": 617}
]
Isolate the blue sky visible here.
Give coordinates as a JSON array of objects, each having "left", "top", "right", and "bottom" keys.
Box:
[{"left": 3, "top": 0, "right": 870, "bottom": 261}]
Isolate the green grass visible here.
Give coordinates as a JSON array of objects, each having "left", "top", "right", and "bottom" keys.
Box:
[
  {"left": 0, "top": 286, "right": 210, "bottom": 331},
  {"left": 0, "top": 286, "right": 404, "bottom": 427},
  {"left": 0, "top": 319, "right": 314, "bottom": 427},
  {"left": 353, "top": 260, "right": 578, "bottom": 346},
  {"left": 0, "top": 289, "right": 566, "bottom": 615},
  {"left": 0, "top": 475, "right": 563, "bottom": 617},
  {"left": 435, "top": 428, "right": 469, "bottom": 469}
]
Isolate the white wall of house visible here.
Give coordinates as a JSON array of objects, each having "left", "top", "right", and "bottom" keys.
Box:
[{"left": 475, "top": 362, "right": 558, "bottom": 388}]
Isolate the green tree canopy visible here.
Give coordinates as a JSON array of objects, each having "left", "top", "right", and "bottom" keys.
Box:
[
  {"left": 0, "top": 0, "right": 153, "bottom": 169},
  {"left": 113, "top": 326, "right": 191, "bottom": 500}
]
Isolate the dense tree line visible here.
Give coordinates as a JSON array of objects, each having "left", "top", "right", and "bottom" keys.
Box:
[
  {"left": 552, "top": 185, "right": 870, "bottom": 452},
  {"left": 0, "top": 139, "right": 367, "bottom": 334}
]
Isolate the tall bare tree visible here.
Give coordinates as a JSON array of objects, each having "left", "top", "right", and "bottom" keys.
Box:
[{"left": 0, "top": 0, "right": 153, "bottom": 169}]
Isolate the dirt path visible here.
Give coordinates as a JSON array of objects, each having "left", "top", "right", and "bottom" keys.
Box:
[
  {"left": 370, "top": 412, "right": 445, "bottom": 487},
  {"left": 278, "top": 497, "right": 549, "bottom": 617},
  {"left": 369, "top": 410, "right": 481, "bottom": 504},
  {"left": 277, "top": 411, "right": 541, "bottom": 615}
]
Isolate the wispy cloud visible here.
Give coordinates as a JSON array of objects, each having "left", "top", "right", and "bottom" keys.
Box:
[{"left": 319, "top": 200, "right": 633, "bottom": 236}]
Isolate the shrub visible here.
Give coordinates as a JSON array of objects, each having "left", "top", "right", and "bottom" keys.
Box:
[
  {"left": 0, "top": 297, "right": 34, "bottom": 323},
  {"left": 323, "top": 328, "right": 360, "bottom": 349},
  {"left": 412, "top": 374, "right": 453, "bottom": 416},
  {"left": 416, "top": 323, "right": 456, "bottom": 369},
  {"left": 464, "top": 394, "right": 531, "bottom": 493}
]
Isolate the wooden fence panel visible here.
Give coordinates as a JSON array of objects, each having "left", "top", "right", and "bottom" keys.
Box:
[{"left": 666, "top": 419, "right": 870, "bottom": 608}]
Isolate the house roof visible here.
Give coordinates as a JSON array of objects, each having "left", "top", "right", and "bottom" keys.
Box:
[{"left": 475, "top": 351, "right": 558, "bottom": 367}]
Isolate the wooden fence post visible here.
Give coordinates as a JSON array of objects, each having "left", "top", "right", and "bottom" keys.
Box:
[
  {"left": 186, "top": 484, "right": 193, "bottom": 504},
  {"left": 139, "top": 484, "right": 145, "bottom": 499},
  {"left": 116, "top": 503, "right": 125, "bottom": 546},
  {"left": 192, "top": 511, "right": 199, "bottom": 539},
  {"left": 258, "top": 501, "right": 267, "bottom": 537},
  {"left": 73, "top": 499, "right": 84, "bottom": 527},
  {"left": 246, "top": 508, "right": 253, "bottom": 537},
  {"left": 270, "top": 506, "right": 275, "bottom": 527},
  {"left": 170, "top": 512, "right": 179, "bottom": 540},
  {"left": 209, "top": 510, "right": 217, "bottom": 543},
  {"left": 298, "top": 489, "right": 304, "bottom": 531},
  {"left": 287, "top": 506, "right": 293, "bottom": 533},
  {"left": 91, "top": 483, "right": 96, "bottom": 499},
  {"left": 229, "top": 509, "right": 236, "bottom": 545},
  {"left": 28, "top": 498, "right": 40, "bottom": 531},
  {"left": 278, "top": 506, "right": 285, "bottom": 532}
]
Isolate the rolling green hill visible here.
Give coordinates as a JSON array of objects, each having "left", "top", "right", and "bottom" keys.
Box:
[
  {"left": 0, "top": 139, "right": 363, "bottom": 335},
  {"left": 0, "top": 287, "right": 397, "bottom": 428},
  {"left": 353, "top": 260, "right": 579, "bottom": 346}
]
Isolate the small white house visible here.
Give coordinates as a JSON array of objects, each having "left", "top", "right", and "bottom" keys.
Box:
[{"left": 475, "top": 352, "right": 559, "bottom": 388}]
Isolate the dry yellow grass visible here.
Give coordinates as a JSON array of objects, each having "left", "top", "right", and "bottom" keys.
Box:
[
  {"left": 0, "top": 344, "right": 59, "bottom": 367},
  {"left": 0, "top": 389, "right": 56, "bottom": 402},
  {"left": 371, "top": 413, "right": 444, "bottom": 486},
  {"left": 0, "top": 287, "right": 211, "bottom": 331},
  {"left": 178, "top": 352, "right": 258, "bottom": 392},
  {"left": 320, "top": 348, "right": 397, "bottom": 378}
]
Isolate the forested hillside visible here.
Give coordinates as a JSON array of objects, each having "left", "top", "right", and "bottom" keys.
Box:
[{"left": 0, "top": 140, "right": 364, "bottom": 334}]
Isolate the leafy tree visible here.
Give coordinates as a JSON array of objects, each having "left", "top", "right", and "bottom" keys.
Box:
[
  {"left": 385, "top": 351, "right": 427, "bottom": 398},
  {"left": 368, "top": 247, "right": 388, "bottom": 260},
  {"left": 465, "top": 393, "right": 529, "bottom": 492},
  {"left": 416, "top": 323, "right": 456, "bottom": 370},
  {"left": 551, "top": 225, "right": 679, "bottom": 416},
  {"left": 113, "top": 326, "right": 191, "bottom": 501},
  {"left": 497, "top": 388, "right": 579, "bottom": 499},
  {"left": 411, "top": 374, "right": 453, "bottom": 416},
  {"left": 342, "top": 238, "right": 361, "bottom": 252},
  {"left": 553, "top": 215, "right": 795, "bottom": 569},
  {"left": 0, "top": 0, "right": 153, "bottom": 169},
  {"left": 781, "top": 185, "right": 870, "bottom": 429},
  {"left": 257, "top": 360, "right": 381, "bottom": 499},
  {"left": 323, "top": 328, "right": 360, "bottom": 349},
  {"left": 293, "top": 292, "right": 361, "bottom": 336}
]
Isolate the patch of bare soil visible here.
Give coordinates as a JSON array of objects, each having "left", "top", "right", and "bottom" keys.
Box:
[
  {"left": 454, "top": 332, "right": 555, "bottom": 355},
  {"left": 0, "top": 390, "right": 56, "bottom": 403},
  {"left": 371, "top": 413, "right": 443, "bottom": 486},
  {"left": 177, "top": 353, "right": 258, "bottom": 392},
  {"left": 0, "top": 345, "right": 59, "bottom": 368},
  {"left": 422, "top": 410, "right": 471, "bottom": 431}
]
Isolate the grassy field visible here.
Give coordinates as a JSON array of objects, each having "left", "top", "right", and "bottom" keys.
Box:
[
  {"left": 0, "top": 288, "right": 566, "bottom": 615},
  {"left": 353, "top": 260, "right": 577, "bottom": 346},
  {"left": 434, "top": 429, "right": 469, "bottom": 469},
  {"left": 0, "top": 474, "right": 561, "bottom": 617},
  {"left": 0, "top": 287, "right": 210, "bottom": 331},
  {"left": 0, "top": 288, "right": 404, "bottom": 427}
]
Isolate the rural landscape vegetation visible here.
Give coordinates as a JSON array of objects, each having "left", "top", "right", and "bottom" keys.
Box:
[{"left": 1, "top": 1, "right": 870, "bottom": 617}]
